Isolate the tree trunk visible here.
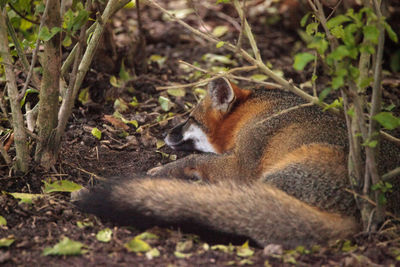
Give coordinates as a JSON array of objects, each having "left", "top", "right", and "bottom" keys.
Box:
[
  {"left": 34, "top": 0, "right": 61, "bottom": 169},
  {"left": 0, "top": 9, "right": 30, "bottom": 173}
]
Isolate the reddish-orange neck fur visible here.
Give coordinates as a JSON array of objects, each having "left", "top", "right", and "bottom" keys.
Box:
[{"left": 207, "top": 84, "right": 268, "bottom": 153}]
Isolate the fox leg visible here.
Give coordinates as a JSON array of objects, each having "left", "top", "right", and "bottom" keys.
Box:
[{"left": 73, "top": 177, "right": 359, "bottom": 248}]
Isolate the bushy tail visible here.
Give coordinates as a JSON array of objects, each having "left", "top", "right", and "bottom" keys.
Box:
[{"left": 73, "top": 177, "right": 358, "bottom": 248}]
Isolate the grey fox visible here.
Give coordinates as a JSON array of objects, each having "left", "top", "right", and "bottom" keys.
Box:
[{"left": 73, "top": 77, "right": 400, "bottom": 248}]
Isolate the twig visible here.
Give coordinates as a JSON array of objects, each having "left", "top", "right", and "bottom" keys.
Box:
[
  {"left": 326, "top": 0, "right": 343, "bottom": 20},
  {"left": 233, "top": 0, "right": 261, "bottom": 62},
  {"left": 61, "top": 0, "right": 130, "bottom": 76},
  {"left": 227, "top": 75, "right": 282, "bottom": 89},
  {"left": 147, "top": 0, "right": 331, "bottom": 111},
  {"left": 8, "top": 3, "right": 40, "bottom": 24},
  {"left": 5, "top": 15, "right": 40, "bottom": 89},
  {"left": 138, "top": 110, "right": 192, "bottom": 132},
  {"left": 0, "top": 9, "right": 30, "bottom": 172},
  {"left": 235, "top": 0, "right": 246, "bottom": 52},
  {"left": 0, "top": 142, "right": 11, "bottom": 165},
  {"left": 156, "top": 65, "right": 258, "bottom": 90},
  {"left": 382, "top": 167, "right": 400, "bottom": 181},
  {"left": 56, "top": 0, "right": 119, "bottom": 148},
  {"left": 344, "top": 188, "right": 399, "bottom": 220},
  {"left": 255, "top": 103, "right": 314, "bottom": 127},
  {"left": 18, "top": 0, "right": 52, "bottom": 101},
  {"left": 312, "top": 51, "right": 317, "bottom": 97},
  {"left": 380, "top": 131, "right": 400, "bottom": 146},
  {"left": 178, "top": 60, "right": 207, "bottom": 73}
]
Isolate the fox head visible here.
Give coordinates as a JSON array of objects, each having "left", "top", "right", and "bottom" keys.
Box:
[{"left": 164, "top": 77, "right": 251, "bottom": 153}]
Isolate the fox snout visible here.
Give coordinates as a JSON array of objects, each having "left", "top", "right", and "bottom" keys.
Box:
[
  {"left": 164, "top": 120, "right": 196, "bottom": 151},
  {"left": 164, "top": 119, "right": 216, "bottom": 153}
]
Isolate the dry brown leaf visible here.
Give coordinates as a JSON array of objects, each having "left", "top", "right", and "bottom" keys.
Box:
[{"left": 103, "top": 115, "right": 129, "bottom": 131}]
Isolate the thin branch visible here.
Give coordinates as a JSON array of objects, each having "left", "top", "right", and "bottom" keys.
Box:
[
  {"left": 5, "top": 15, "right": 41, "bottom": 89},
  {"left": 255, "top": 103, "right": 315, "bottom": 127},
  {"left": 233, "top": 0, "right": 261, "bottom": 62},
  {"left": 0, "top": 9, "right": 30, "bottom": 172},
  {"left": 61, "top": 0, "right": 130, "bottom": 76},
  {"left": 380, "top": 131, "right": 400, "bottom": 146},
  {"left": 56, "top": 0, "right": 119, "bottom": 147},
  {"left": 235, "top": 0, "right": 246, "bottom": 52},
  {"left": 147, "top": 0, "right": 333, "bottom": 111},
  {"left": 18, "top": 0, "right": 52, "bottom": 101},
  {"left": 8, "top": 3, "right": 40, "bottom": 24},
  {"left": 156, "top": 66, "right": 258, "bottom": 90},
  {"left": 382, "top": 167, "right": 400, "bottom": 182}
]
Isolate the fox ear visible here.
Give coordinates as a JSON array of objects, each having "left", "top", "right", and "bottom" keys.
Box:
[{"left": 208, "top": 77, "right": 235, "bottom": 112}]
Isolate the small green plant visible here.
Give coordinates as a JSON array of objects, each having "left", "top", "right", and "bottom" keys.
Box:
[{"left": 296, "top": 1, "right": 399, "bottom": 229}]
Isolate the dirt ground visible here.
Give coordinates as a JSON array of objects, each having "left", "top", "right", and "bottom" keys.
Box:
[{"left": 1, "top": 1, "right": 400, "bottom": 266}]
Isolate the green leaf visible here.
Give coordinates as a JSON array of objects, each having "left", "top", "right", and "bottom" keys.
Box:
[
  {"left": 341, "top": 240, "right": 357, "bottom": 252},
  {"left": 76, "top": 220, "right": 93, "bottom": 229},
  {"left": 319, "top": 87, "right": 332, "bottom": 102},
  {"left": 202, "top": 53, "right": 237, "bottom": 65},
  {"left": 384, "top": 21, "right": 398, "bottom": 43},
  {"left": 323, "top": 98, "right": 343, "bottom": 111},
  {"left": 357, "top": 77, "right": 373, "bottom": 89},
  {"left": 38, "top": 26, "right": 61, "bottom": 41},
  {"left": 78, "top": 87, "right": 90, "bottom": 105},
  {"left": 149, "top": 54, "right": 166, "bottom": 68},
  {"left": 236, "top": 241, "right": 254, "bottom": 257},
  {"left": 71, "top": 10, "right": 89, "bottom": 32},
  {"left": 96, "top": 228, "right": 112, "bottom": 243},
  {"left": 0, "top": 216, "right": 6, "bottom": 226},
  {"left": 0, "top": 238, "right": 14, "bottom": 247},
  {"left": 62, "top": 35, "right": 72, "bottom": 47},
  {"left": 20, "top": 88, "right": 39, "bottom": 107},
  {"left": 331, "top": 25, "right": 345, "bottom": 39},
  {"left": 119, "top": 60, "right": 131, "bottom": 81},
  {"left": 329, "top": 45, "right": 350, "bottom": 61},
  {"left": 114, "top": 98, "right": 129, "bottom": 112},
  {"left": 326, "top": 15, "right": 351, "bottom": 29},
  {"left": 363, "top": 25, "right": 379, "bottom": 44},
  {"left": 332, "top": 76, "right": 344, "bottom": 90},
  {"left": 91, "top": 127, "right": 102, "bottom": 140},
  {"left": 146, "top": 248, "right": 160, "bottom": 259},
  {"left": 113, "top": 111, "right": 139, "bottom": 128},
  {"left": 43, "top": 180, "right": 82, "bottom": 193},
  {"left": 343, "top": 23, "right": 358, "bottom": 46},
  {"left": 300, "top": 12, "right": 311, "bottom": 28},
  {"left": 373, "top": 112, "right": 400, "bottom": 130},
  {"left": 306, "top": 22, "right": 318, "bottom": 35},
  {"left": 135, "top": 232, "right": 159, "bottom": 240},
  {"left": 216, "top": 41, "right": 225, "bottom": 48},
  {"left": 174, "top": 251, "right": 192, "bottom": 258},
  {"left": 167, "top": 88, "right": 186, "bottom": 97},
  {"left": 158, "top": 96, "right": 173, "bottom": 112},
  {"left": 293, "top": 53, "right": 315, "bottom": 71},
  {"left": 8, "top": 192, "right": 43, "bottom": 204},
  {"left": 43, "top": 237, "right": 86, "bottom": 256},
  {"left": 212, "top": 25, "right": 229, "bottom": 37},
  {"left": 308, "top": 34, "right": 328, "bottom": 55},
  {"left": 250, "top": 74, "right": 269, "bottom": 81},
  {"left": 360, "top": 44, "right": 375, "bottom": 54},
  {"left": 125, "top": 238, "right": 151, "bottom": 253},
  {"left": 211, "top": 244, "right": 235, "bottom": 253},
  {"left": 363, "top": 139, "right": 378, "bottom": 148}
]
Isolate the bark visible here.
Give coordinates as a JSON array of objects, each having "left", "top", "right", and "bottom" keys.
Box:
[
  {"left": 34, "top": 0, "right": 61, "bottom": 168},
  {"left": 0, "top": 9, "right": 30, "bottom": 172}
]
